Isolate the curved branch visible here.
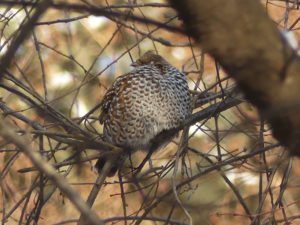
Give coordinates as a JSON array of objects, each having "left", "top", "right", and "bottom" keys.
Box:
[
  {"left": 169, "top": 0, "right": 300, "bottom": 155},
  {"left": 0, "top": 0, "right": 52, "bottom": 77}
]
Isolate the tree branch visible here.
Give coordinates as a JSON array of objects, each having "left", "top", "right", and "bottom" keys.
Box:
[
  {"left": 169, "top": 0, "right": 300, "bottom": 155},
  {"left": 0, "top": 119, "right": 105, "bottom": 225},
  {"left": 0, "top": 0, "right": 52, "bottom": 78}
]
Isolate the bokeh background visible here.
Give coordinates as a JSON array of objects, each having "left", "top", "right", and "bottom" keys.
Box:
[{"left": 0, "top": 0, "right": 300, "bottom": 224}]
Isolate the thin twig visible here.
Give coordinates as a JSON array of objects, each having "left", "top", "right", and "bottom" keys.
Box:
[
  {"left": 0, "top": 0, "right": 52, "bottom": 78},
  {"left": 0, "top": 119, "right": 105, "bottom": 225}
]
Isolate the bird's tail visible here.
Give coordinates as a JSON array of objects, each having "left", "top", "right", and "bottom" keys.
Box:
[{"left": 94, "top": 156, "right": 122, "bottom": 177}]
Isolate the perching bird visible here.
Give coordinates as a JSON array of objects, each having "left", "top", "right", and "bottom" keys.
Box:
[{"left": 95, "top": 51, "right": 191, "bottom": 176}]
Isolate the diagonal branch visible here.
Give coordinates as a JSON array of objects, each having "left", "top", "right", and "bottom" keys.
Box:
[
  {"left": 0, "top": 119, "right": 105, "bottom": 225},
  {"left": 0, "top": 0, "right": 52, "bottom": 78},
  {"left": 169, "top": 0, "right": 300, "bottom": 155}
]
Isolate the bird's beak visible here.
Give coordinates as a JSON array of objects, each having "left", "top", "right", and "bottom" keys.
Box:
[{"left": 131, "top": 62, "right": 138, "bottom": 67}]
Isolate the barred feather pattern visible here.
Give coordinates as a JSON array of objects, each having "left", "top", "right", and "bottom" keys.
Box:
[{"left": 96, "top": 51, "right": 191, "bottom": 175}]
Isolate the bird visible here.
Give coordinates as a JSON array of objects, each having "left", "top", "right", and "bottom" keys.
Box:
[{"left": 95, "top": 51, "right": 191, "bottom": 176}]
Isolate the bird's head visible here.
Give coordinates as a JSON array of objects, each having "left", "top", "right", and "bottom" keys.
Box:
[{"left": 131, "top": 51, "right": 168, "bottom": 67}]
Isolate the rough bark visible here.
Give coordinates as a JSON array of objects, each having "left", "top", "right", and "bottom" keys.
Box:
[{"left": 169, "top": 0, "right": 300, "bottom": 155}]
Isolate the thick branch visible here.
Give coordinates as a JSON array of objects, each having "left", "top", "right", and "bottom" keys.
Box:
[{"left": 169, "top": 0, "right": 300, "bottom": 155}]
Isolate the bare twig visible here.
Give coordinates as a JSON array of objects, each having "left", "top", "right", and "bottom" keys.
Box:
[
  {"left": 0, "top": 0, "right": 52, "bottom": 78},
  {"left": 77, "top": 159, "right": 114, "bottom": 225},
  {"left": 0, "top": 119, "right": 105, "bottom": 225}
]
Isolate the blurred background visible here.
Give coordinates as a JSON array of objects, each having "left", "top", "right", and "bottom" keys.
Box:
[{"left": 0, "top": 0, "right": 300, "bottom": 224}]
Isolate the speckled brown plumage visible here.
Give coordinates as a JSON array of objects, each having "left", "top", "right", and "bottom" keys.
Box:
[{"left": 96, "top": 51, "right": 191, "bottom": 176}]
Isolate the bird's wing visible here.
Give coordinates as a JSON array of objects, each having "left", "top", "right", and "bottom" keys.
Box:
[{"left": 99, "top": 72, "right": 135, "bottom": 124}]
